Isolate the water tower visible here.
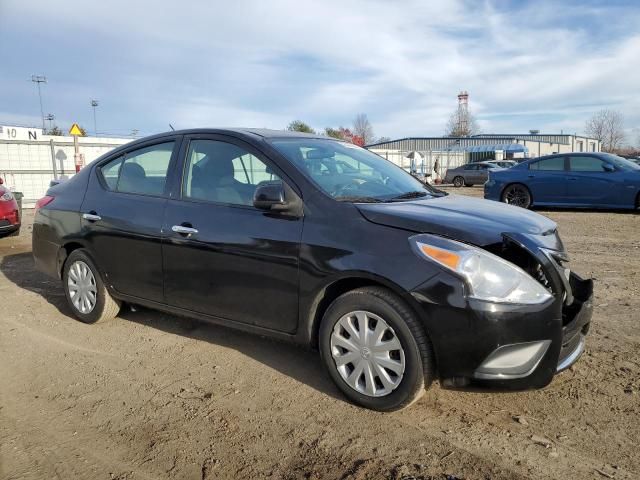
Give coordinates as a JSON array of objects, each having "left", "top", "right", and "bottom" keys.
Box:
[{"left": 457, "top": 91, "right": 469, "bottom": 135}]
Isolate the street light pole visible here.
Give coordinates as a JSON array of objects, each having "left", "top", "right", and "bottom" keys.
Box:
[
  {"left": 31, "top": 74, "right": 47, "bottom": 131},
  {"left": 45, "top": 113, "right": 55, "bottom": 132},
  {"left": 90, "top": 99, "right": 99, "bottom": 136}
]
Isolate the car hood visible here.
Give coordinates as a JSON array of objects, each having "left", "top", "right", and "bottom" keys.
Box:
[{"left": 357, "top": 194, "right": 562, "bottom": 249}]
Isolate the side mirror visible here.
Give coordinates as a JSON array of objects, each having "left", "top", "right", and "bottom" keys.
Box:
[
  {"left": 253, "top": 181, "right": 287, "bottom": 211},
  {"left": 603, "top": 163, "right": 615, "bottom": 172},
  {"left": 0, "top": 177, "right": 3, "bottom": 184}
]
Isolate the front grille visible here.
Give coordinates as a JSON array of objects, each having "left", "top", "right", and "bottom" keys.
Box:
[
  {"left": 485, "top": 242, "right": 557, "bottom": 294},
  {"left": 531, "top": 263, "right": 552, "bottom": 292}
]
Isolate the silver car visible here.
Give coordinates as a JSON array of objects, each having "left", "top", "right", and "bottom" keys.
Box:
[{"left": 444, "top": 161, "right": 503, "bottom": 187}]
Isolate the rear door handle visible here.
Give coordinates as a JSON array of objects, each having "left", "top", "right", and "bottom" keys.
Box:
[
  {"left": 527, "top": 175, "right": 534, "bottom": 178},
  {"left": 172, "top": 225, "right": 199, "bottom": 236},
  {"left": 82, "top": 213, "right": 102, "bottom": 222},
  {"left": 568, "top": 177, "right": 578, "bottom": 181}
]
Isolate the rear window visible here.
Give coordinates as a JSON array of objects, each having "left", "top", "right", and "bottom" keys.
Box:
[
  {"left": 529, "top": 157, "right": 565, "bottom": 171},
  {"left": 99, "top": 142, "right": 174, "bottom": 196}
]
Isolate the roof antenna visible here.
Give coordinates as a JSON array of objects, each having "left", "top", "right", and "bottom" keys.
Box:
[{"left": 169, "top": 124, "right": 175, "bottom": 131}]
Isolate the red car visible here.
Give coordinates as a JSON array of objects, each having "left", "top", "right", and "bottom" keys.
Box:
[{"left": 0, "top": 179, "right": 20, "bottom": 237}]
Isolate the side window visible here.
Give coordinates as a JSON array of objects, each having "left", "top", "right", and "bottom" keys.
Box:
[
  {"left": 569, "top": 156, "right": 608, "bottom": 172},
  {"left": 463, "top": 164, "right": 476, "bottom": 170},
  {"left": 101, "top": 156, "right": 123, "bottom": 190},
  {"left": 529, "top": 157, "right": 564, "bottom": 171},
  {"left": 100, "top": 142, "right": 174, "bottom": 195},
  {"left": 183, "top": 139, "right": 281, "bottom": 206}
]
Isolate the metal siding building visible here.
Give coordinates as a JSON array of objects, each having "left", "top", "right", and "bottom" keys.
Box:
[{"left": 366, "top": 133, "right": 600, "bottom": 157}]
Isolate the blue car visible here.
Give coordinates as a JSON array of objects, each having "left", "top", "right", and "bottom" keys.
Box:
[{"left": 484, "top": 152, "right": 640, "bottom": 210}]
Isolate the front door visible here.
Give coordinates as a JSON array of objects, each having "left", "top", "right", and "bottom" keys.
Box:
[
  {"left": 566, "top": 155, "right": 620, "bottom": 206},
  {"left": 81, "top": 139, "right": 180, "bottom": 302},
  {"left": 162, "top": 135, "right": 303, "bottom": 333}
]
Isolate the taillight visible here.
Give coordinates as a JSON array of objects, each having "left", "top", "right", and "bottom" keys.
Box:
[{"left": 35, "top": 195, "right": 55, "bottom": 211}]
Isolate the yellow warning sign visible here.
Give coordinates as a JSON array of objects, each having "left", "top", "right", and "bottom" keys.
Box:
[{"left": 69, "top": 123, "right": 83, "bottom": 136}]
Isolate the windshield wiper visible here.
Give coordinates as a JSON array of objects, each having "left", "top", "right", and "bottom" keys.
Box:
[
  {"left": 335, "top": 196, "right": 384, "bottom": 203},
  {"left": 389, "top": 191, "right": 429, "bottom": 201}
]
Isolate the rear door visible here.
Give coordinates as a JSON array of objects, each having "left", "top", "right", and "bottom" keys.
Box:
[
  {"left": 566, "top": 155, "right": 621, "bottom": 206},
  {"left": 476, "top": 163, "right": 491, "bottom": 184},
  {"left": 525, "top": 156, "right": 568, "bottom": 204},
  {"left": 161, "top": 134, "right": 303, "bottom": 333},
  {"left": 81, "top": 138, "right": 181, "bottom": 302}
]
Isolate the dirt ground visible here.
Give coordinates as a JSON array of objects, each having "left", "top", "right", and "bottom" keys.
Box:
[{"left": 1, "top": 188, "right": 639, "bottom": 480}]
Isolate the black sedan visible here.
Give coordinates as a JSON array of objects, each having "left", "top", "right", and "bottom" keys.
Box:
[{"left": 33, "top": 129, "right": 593, "bottom": 411}]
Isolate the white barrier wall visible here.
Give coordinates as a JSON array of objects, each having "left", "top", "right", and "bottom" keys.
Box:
[
  {"left": 369, "top": 148, "right": 468, "bottom": 181},
  {"left": 0, "top": 125, "right": 131, "bottom": 207}
]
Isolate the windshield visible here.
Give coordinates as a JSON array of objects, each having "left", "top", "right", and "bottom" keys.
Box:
[
  {"left": 601, "top": 153, "right": 640, "bottom": 171},
  {"left": 270, "top": 138, "right": 441, "bottom": 202}
]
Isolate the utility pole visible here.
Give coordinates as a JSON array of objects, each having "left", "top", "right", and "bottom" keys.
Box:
[
  {"left": 31, "top": 74, "right": 47, "bottom": 131},
  {"left": 91, "top": 99, "right": 99, "bottom": 136}
]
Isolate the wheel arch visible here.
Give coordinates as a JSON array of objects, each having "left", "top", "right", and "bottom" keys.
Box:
[
  {"left": 304, "top": 273, "right": 432, "bottom": 354},
  {"left": 57, "top": 241, "right": 91, "bottom": 278}
]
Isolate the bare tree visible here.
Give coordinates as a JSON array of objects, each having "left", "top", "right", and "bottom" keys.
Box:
[
  {"left": 352, "top": 113, "right": 375, "bottom": 145},
  {"left": 445, "top": 109, "right": 480, "bottom": 137},
  {"left": 584, "top": 109, "right": 625, "bottom": 152}
]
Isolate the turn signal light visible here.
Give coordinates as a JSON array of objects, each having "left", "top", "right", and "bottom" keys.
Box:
[{"left": 419, "top": 244, "right": 461, "bottom": 270}]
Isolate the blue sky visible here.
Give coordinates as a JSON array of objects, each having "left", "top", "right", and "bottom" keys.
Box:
[{"left": 1, "top": 0, "right": 639, "bottom": 141}]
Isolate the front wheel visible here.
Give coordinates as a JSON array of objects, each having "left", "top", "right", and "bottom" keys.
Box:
[
  {"left": 319, "top": 287, "right": 434, "bottom": 411},
  {"left": 502, "top": 184, "right": 532, "bottom": 209},
  {"left": 62, "top": 249, "right": 121, "bottom": 324}
]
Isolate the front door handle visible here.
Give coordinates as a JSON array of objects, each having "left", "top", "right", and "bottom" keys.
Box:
[
  {"left": 82, "top": 212, "right": 102, "bottom": 222},
  {"left": 172, "top": 225, "right": 199, "bottom": 236}
]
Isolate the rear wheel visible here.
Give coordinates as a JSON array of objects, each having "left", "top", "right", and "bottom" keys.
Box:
[
  {"left": 62, "top": 249, "right": 121, "bottom": 324},
  {"left": 453, "top": 176, "right": 465, "bottom": 188},
  {"left": 502, "top": 183, "right": 532, "bottom": 209},
  {"left": 319, "top": 287, "right": 434, "bottom": 411}
]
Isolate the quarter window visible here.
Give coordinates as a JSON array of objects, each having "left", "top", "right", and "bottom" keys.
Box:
[
  {"left": 183, "top": 139, "right": 281, "bottom": 206},
  {"left": 529, "top": 157, "right": 565, "bottom": 171},
  {"left": 569, "top": 156, "right": 609, "bottom": 172},
  {"left": 99, "top": 142, "right": 174, "bottom": 195}
]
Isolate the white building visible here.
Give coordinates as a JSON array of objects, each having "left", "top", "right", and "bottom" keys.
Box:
[{"left": 0, "top": 125, "right": 132, "bottom": 207}]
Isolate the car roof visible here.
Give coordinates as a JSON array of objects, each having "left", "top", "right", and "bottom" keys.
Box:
[{"left": 140, "top": 128, "right": 327, "bottom": 143}]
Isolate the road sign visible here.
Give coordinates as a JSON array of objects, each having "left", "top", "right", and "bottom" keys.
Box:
[
  {"left": 69, "top": 123, "right": 83, "bottom": 136},
  {"left": 68, "top": 123, "right": 84, "bottom": 171}
]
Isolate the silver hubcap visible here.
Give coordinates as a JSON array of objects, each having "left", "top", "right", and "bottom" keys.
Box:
[
  {"left": 330, "top": 311, "right": 405, "bottom": 397},
  {"left": 67, "top": 260, "right": 97, "bottom": 314}
]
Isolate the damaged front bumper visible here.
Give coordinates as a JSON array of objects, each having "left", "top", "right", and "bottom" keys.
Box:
[{"left": 410, "top": 230, "right": 594, "bottom": 390}]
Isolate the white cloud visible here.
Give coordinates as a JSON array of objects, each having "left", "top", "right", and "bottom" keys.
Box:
[{"left": 1, "top": 0, "right": 639, "bottom": 139}]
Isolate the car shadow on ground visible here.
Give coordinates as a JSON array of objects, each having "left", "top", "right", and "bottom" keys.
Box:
[{"left": 0, "top": 251, "right": 343, "bottom": 402}]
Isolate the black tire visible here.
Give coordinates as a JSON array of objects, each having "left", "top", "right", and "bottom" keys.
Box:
[
  {"left": 452, "top": 176, "right": 465, "bottom": 188},
  {"left": 8, "top": 227, "right": 20, "bottom": 237},
  {"left": 319, "top": 287, "right": 435, "bottom": 411},
  {"left": 62, "top": 249, "right": 121, "bottom": 324},
  {"left": 501, "top": 183, "right": 532, "bottom": 209}
]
